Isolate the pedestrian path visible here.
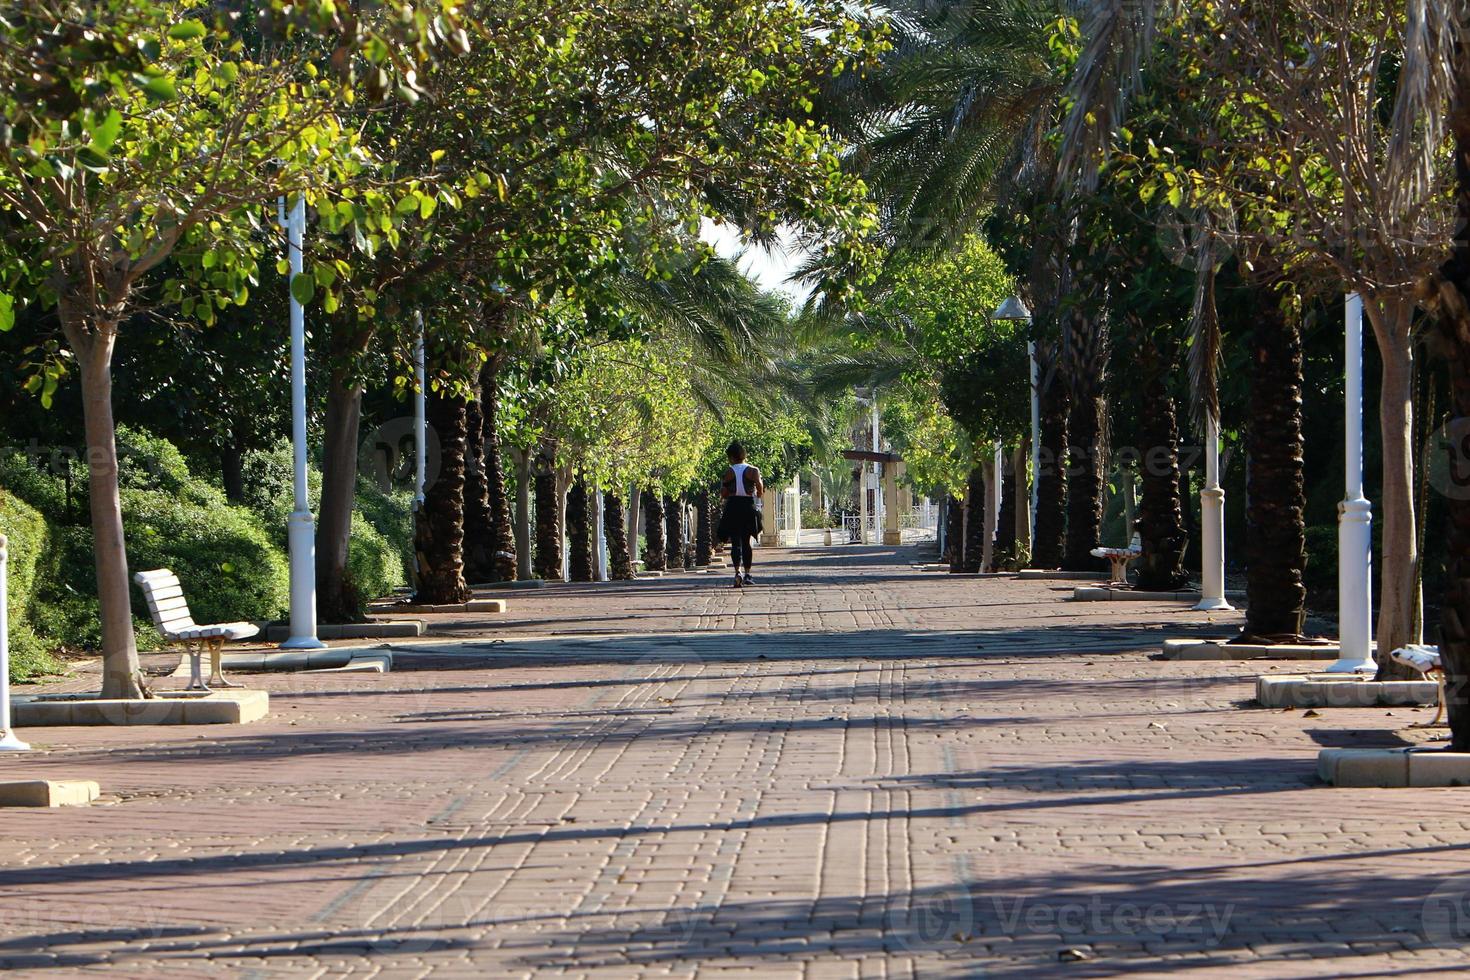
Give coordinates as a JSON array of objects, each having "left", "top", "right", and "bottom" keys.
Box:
[{"left": 0, "top": 546, "right": 1464, "bottom": 977}]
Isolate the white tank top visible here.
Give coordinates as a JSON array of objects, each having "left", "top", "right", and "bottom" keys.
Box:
[{"left": 730, "top": 463, "right": 753, "bottom": 496}]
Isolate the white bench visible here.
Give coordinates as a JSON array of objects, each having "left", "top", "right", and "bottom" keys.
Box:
[
  {"left": 1090, "top": 535, "right": 1143, "bottom": 586},
  {"left": 133, "top": 569, "right": 259, "bottom": 691},
  {"left": 1392, "top": 644, "right": 1447, "bottom": 726}
]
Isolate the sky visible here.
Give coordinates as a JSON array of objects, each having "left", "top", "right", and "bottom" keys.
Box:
[{"left": 700, "top": 218, "right": 812, "bottom": 307}]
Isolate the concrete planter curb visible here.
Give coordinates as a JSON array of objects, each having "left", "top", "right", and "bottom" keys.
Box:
[
  {"left": 1073, "top": 587, "right": 1246, "bottom": 602},
  {"left": 171, "top": 649, "right": 393, "bottom": 677},
  {"left": 13, "top": 690, "right": 269, "bottom": 726},
  {"left": 0, "top": 780, "right": 100, "bottom": 807},
  {"left": 1016, "top": 570, "right": 1110, "bottom": 581},
  {"left": 1257, "top": 674, "right": 1437, "bottom": 708},
  {"left": 1318, "top": 748, "right": 1470, "bottom": 788},
  {"left": 367, "top": 599, "right": 506, "bottom": 615},
  {"left": 1159, "top": 639, "right": 1340, "bottom": 661},
  {"left": 266, "top": 620, "right": 424, "bottom": 641},
  {"left": 468, "top": 579, "right": 546, "bottom": 590}
]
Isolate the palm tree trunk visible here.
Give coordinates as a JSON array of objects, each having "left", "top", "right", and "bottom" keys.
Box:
[
  {"left": 1063, "top": 390, "right": 1106, "bottom": 571},
  {"left": 963, "top": 465, "right": 985, "bottom": 573},
  {"left": 695, "top": 491, "right": 713, "bottom": 565},
  {"left": 946, "top": 494, "right": 965, "bottom": 571},
  {"left": 482, "top": 357, "right": 517, "bottom": 583},
  {"left": 665, "top": 494, "right": 686, "bottom": 569},
  {"left": 996, "top": 448, "right": 1017, "bottom": 558},
  {"left": 462, "top": 382, "right": 494, "bottom": 583},
  {"left": 604, "top": 490, "right": 635, "bottom": 580},
  {"left": 513, "top": 449, "right": 533, "bottom": 581},
  {"left": 1242, "top": 291, "right": 1307, "bottom": 640},
  {"left": 642, "top": 490, "right": 666, "bottom": 571},
  {"left": 533, "top": 443, "right": 563, "bottom": 581},
  {"left": 1134, "top": 339, "right": 1189, "bottom": 591},
  {"left": 1430, "top": 75, "right": 1470, "bottom": 750},
  {"left": 567, "top": 478, "right": 594, "bottom": 582},
  {"left": 414, "top": 386, "right": 471, "bottom": 604},
  {"left": 1033, "top": 374, "right": 1069, "bottom": 568}
]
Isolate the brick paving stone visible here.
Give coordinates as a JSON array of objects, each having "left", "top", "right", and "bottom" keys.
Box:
[{"left": 1, "top": 544, "right": 1468, "bottom": 977}]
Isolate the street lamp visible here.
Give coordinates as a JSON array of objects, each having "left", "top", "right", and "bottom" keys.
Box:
[
  {"left": 278, "top": 193, "right": 325, "bottom": 651},
  {"left": 1328, "top": 293, "right": 1376, "bottom": 673},
  {"left": 993, "top": 296, "right": 1037, "bottom": 548}
]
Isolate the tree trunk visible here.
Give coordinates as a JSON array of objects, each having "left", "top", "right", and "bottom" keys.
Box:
[
  {"left": 316, "top": 373, "right": 365, "bottom": 622},
  {"left": 482, "top": 358, "right": 517, "bottom": 583},
  {"left": 220, "top": 429, "right": 245, "bottom": 505},
  {"left": 1133, "top": 341, "right": 1189, "bottom": 591},
  {"left": 1063, "top": 391, "right": 1106, "bottom": 571},
  {"left": 642, "top": 489, "right": 666, "bottom": 571},
  {"left": 981, "top": 453, "right": 998, "bottom": 573},
  {"left": 604, "top": 490, "right": 635, "bottom": 580},
  {"left": 626, "top": 484, "right": 641, "bottom": 566},
  {"left": 996, "top": 448, "right": 1017, "bottom": 558},
  {"left": 695, "top": 491, "right": 713, "bottom": 565},
  {"left": 963, "top": 465, "right": 985, "bottom": 573},
  {"left": 1366, "top": 295, "right": 1421, "bottom": 677},
  {"left": 533, "top": 444, "right": 563, "bottom": 581},
  {"left": 567, "top": 478, "right": 594, "bottom": 582},
  {"left": 1428, "top": 78, "right": 1470, "bottom": 749},
  {"left": 66, "top": 320, "right": 144, "bottom": 699},
  {"left": 665, "top": 494, "right": 686, "bottom": 569},
  {"left": 462, "top": 382, "right": 494, "bottom": 583},
  {"left": 1242, "top": 292, "right": 1308, "bottom": 640},
  {"left": 413, "top": 387, "right": 471, "bottom": 604},
  {"left": 1033, "top": 375, "right": 1069, "bottom": 568},
  {"left": 946, "top": 494, "right": 965, "bottom": 572},
  {"left": 513, "top": 449, "right": 533, "bottom": 581}
]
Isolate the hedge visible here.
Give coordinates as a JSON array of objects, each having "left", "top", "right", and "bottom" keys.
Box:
[{"left": 0, "top": 489, "right": 62, "bottom": 680}]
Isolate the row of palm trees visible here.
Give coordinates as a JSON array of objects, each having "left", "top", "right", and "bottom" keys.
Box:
[{"left": 814, "top": 0, "right": 1470, "bottom": 756}]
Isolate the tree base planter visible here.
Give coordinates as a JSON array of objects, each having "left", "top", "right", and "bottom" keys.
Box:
[
  {"left": 265, "top": 620, "right": 425, "bottom": 642},
  {"left": 1016, "top": 569, "right": 1110, "bottom": 581},
  {"left": 170, "top": 648, "right": 393, "bottom": 677},
  {"left": 1072, "top": 586, "right": 1247, "bottom": 602},
  {"left": 1257, "top": 674, "right": 1437, "bottom": 709},
  {"left": 0, "top": 780, "right": 100, "bottom": 807},
  {"left": 368, "top": 599, "right": 506, "bottom": 615},
  {"left": 1158, "top": 639, "right": 1340, "bottom": 661},
  {"left": 1318, "top": 748, "right": 1470, "bottom": 788},
  {"left": 13, "top": 690, "right": 269, "bottom": 726},
  {"left": 468, "top": 579, "right": 546, "bottom": 589}
]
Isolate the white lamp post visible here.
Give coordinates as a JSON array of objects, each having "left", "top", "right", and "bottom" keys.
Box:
[
  {"left": 870, "top": 392, "right": 882, "bottom": 543},
  {"left": 0, "top": 534, "right": 30, "bottom": 751},
  {"left": 993, "top": 297, "right": 1037, "bottom": 547},
  {"left": 595, "top": 485, "right": 609, "bottom": 581},
  {"left": 1195, "top": 413, "right": 1232, "bottom": 611},
  {"left": 1329, "top": 293, "right": 1377, "bottom": 672},
  {"left": 413, "top": 312, "right": 427, "bottom": 510},
  {"left": 279, "top": 193, "right": 325, "bottom": 651}
]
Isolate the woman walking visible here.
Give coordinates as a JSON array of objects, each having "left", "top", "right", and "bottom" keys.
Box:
[{"left": 718, "top": 442, "right": 764, "bottom": 588}]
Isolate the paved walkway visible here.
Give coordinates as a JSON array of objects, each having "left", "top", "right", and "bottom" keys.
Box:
[{"left": 1, "top": 545, "right": 1467, "bottom": 977}]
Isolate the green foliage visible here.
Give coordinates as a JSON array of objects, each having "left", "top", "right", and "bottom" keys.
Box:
[{"left": 0, "top": 489, "right": 63, "bottom": 681}]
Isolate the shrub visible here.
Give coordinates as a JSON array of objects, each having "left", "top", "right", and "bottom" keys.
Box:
[
  {"left": 120, "top": 489, "right": 290, "bottom": 627},
  {"left": 348, "top": 512, "right": 406, "bottom": 603},
  {"left": 0, "top": 489, "right": 63, "bottom": 681}
]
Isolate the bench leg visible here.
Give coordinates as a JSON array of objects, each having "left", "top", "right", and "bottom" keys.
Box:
[
  {"left": 184, "top": 641, "right": 209, "bottom": 692},
  {"left": 207, "top": 638, "right": 241, "bottom": 689}
]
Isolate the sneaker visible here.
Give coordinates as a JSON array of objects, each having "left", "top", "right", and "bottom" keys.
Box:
[
  {"left": 742, "top": 573, "right": 755, "bottom": 585},
  {"left": 732, "top": 574, "right": 744, "bottom": 589}
]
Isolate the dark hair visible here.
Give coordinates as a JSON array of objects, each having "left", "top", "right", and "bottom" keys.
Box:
[{"left": 726, "top": 441, "right": 746, "bottom": 462}]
